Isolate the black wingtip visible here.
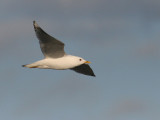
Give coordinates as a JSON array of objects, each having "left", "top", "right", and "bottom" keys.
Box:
[
  {"left": 33, "top": 20, "right": 39, "bottom": 28},
  {"left": 33, "top": 20, "right": 36, "bottom": 27},
  {"left": 70, "top": 64, "right": 96, "bottom": 77},
  {"left": 90, "top": 72, "right": 96, "bottom": 77},
  {"left": 92, "top": 74, "right": 96, "bottom": 77}
]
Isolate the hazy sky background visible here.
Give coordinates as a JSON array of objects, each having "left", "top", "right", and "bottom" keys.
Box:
[{"left": 0, "top": 0, "right": 160, "bottom": 120}]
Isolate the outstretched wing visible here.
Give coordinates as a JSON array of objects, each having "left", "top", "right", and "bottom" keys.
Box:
[
  {"left": 33, "top": 21, "right": 65, "bottom": 58},
  {"left": 70, "top": 64, "right": 95, "bottom": 77}
]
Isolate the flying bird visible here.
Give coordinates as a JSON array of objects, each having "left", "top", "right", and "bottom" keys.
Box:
[{"left": 22, "top": 21, "right": 95, "bottom": 77}]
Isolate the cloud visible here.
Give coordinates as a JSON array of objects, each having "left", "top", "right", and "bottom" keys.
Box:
[
  {"left": 108, "top": 99, "right": 147, "bottom": 119},
  {"left": 1, "top": 0, "right": 160, "bottom": 19},
  {"left": 13, "top": 76, "right": 101, "bottom": 119}
]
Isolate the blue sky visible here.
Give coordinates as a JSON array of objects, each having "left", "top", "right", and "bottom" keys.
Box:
[{"left": 0, "top": 0, "right": 160, "bottom": 120}]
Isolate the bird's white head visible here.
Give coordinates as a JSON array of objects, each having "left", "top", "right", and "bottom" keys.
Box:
[
  {"left": 77, "top": 57, "right": 91, "bottom": 64},
  {"left": 66, "top": 55, "right": 91, "bottom": 67}
]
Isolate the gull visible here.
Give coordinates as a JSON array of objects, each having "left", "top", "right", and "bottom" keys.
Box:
[{"left": 22, "top": 21, "right": 95, "bottom": 77}]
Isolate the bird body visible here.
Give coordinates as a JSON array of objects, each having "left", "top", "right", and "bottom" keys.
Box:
[
  {"left": 23, "top": 21, "right": 95, "bottom": 77},
  {"left": 23, "top": 55, "right": 88, "bottom": 70}
]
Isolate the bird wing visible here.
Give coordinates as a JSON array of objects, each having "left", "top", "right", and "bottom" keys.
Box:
[
  {"left": 70, "top": 64, "right": 95, "bottom": 77},
  {"left": 33, "top": 21, "right": 65, "bottom": 58}
]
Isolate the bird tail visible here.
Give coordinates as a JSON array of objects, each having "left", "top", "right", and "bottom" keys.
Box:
[
  {"left": 22, "top": 63, "right": 39, "bottom": 68},
  {"left": 22, "top": 64, "right": 27, "bottom": 67},
  {"left": 22, "top": 64, "right": 36, "bottom": 68}
]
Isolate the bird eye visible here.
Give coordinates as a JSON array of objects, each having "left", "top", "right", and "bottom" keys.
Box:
[{"left": 79, "top": 59, "right": 82, "bottom": 61}]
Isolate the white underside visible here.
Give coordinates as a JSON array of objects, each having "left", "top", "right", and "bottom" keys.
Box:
[{"left": 24, "top": 55, "right": 85, "bottom": 70}]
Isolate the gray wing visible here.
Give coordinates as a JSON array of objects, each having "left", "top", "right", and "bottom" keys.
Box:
[
  {"left": 70, "top": 64, "right": 95, "bottom": 77},
  {"left": 33, "top": 21, "right": 65, "bottom": 58}
]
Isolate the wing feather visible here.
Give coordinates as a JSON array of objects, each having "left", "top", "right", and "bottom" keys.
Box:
[
  {"left": 70, "top": 64, "right": 95, "bottom": 77},
  {"left": 33, "top": 21, "right": 65, "bottom": 58}
]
